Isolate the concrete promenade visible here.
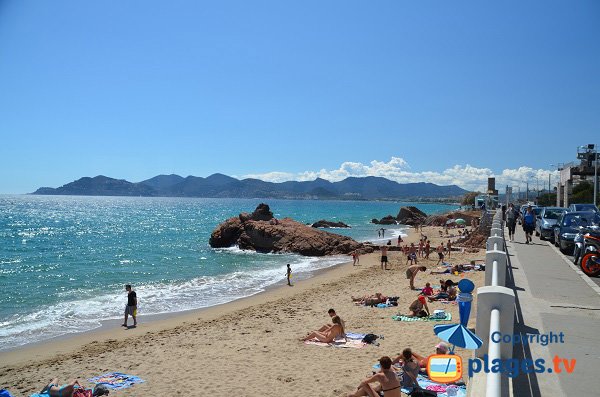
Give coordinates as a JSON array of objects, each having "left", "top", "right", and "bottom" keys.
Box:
[{"left": 506, "top": 226, "right": 600, "bottom": 396}]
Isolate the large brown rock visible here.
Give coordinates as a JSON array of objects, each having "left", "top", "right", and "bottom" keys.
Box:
[
  {"left": 210, "top": 204, "right": 373, "bottom": 256},
  {"left": 311, "top": 220, "right": 350, "bottom": 228},
  {"left": 396, "top": 206, "right": 427, "bottom": 226},
  {"left": 371, "top": 215, "right": 398, "bottom": 225}
]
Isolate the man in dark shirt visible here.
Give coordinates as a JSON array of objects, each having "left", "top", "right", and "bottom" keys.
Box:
[{"left": 122, "top": 284, "right": 137, "bottom": 327}]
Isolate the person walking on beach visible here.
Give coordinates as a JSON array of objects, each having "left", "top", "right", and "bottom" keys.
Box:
[
  {"left": 436, "top": 243, "right": 445, "bottom": 265},
  {"left": 286, "top": 264, "right": 292, "bottom": 286},
  {"left": 380, "top": 245, "right": 389, "bottom": 270},
  {"left": 406, "top": 243, "right": 417, "bottom": 266},
  {"left": 505, "top": 203, "right": 519, "bottom": 242},
  {"left": 397, "top": 235, "right": 403, "bottom": 246},
  {"left": 418, "top": 239, "right": 424, "bottom": 258},
  {"left": 424, "top": 240, "right": 431, "bottom": 259},
  {"left": 352, "top": 251, "right": 360, "bottom": 265},
  {"left": 122, "top": 284, "right": 137, "bottom": 328},
  {"left": 446, "top": 239, "right": 452, "bottom": 258}
]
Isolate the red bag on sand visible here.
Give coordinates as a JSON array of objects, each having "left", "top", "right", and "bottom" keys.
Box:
[{"left": 73, "top": 389, "right": 93, "bottom": 397}]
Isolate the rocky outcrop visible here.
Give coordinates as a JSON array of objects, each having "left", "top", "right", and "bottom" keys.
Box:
[
  {"left": 396, "top": 206, "right": 427, "bottom": 226},
  {"left": 371, "top": 215, "right": 398, "bottom": 225},
  {"left": 210, "top": 204, "right": 373, "bottom": 256},
  {"left": 423, "top": 210, "right": 479, "bottom": 227},
  {"left": 311, "top": 220, "right": 350, "bottom": 228}
]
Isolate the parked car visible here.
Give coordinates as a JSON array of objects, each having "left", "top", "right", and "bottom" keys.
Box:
[
  {"left": 536, "top": 207, "right": 567, "bottom": 241},
  {"left": 554, "top": 211, "right": 600, "bottom": 254},
  {"left": 567, "top": 204, "right": 599, "bottom": 213}
]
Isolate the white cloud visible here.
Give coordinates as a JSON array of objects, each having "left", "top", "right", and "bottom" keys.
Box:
[{"left": 241, "top": 157, "right": 559, "bottom": 192}]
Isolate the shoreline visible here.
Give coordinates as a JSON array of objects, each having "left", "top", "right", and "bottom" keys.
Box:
[{"left": 0, "top": 224, "right": 484, "bottom": 397}]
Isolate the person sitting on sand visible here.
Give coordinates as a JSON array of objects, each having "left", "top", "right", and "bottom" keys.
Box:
[
  {"left": 318, "top": 308, "right": 346, "bottom": 333},
  {"left": 352, "top": 292, "right": 387, "bottom": 306},
  {"left": 347, "top": 356, "right": 401, "bottom": 397},
  {"left": 420, "top": 282, "right": 434, "bottom": 296},
  {"left": 408, "top": 295, "right": 430, "bottom": 317},
  {"left": 428, "top": 280, "right": 457, "bottom": 301},
  {"left": 301, "top": 315, "right": 345, "bottom": 343},
  {"left": 394, "top": 348, "right": 420, "bottom": 390},
  {"left": 406, "top": 265, "right": 427, "bottom": 290}
]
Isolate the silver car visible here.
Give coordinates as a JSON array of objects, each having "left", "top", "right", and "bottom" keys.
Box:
[{"left": 536, "top": 207, "right": 567, "bottom": 241}]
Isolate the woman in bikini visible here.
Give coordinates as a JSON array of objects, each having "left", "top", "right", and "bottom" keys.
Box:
[
  {"left": 39, "top": 379, "right": 82, "bottom": 397},
  {"left": 300, "top": 315, "right": 345, "bottom": 343},
  {"left": 347, "top": 356, "right": 401, "bottom": 397}
]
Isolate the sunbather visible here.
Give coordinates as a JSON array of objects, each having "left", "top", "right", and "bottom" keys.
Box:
[
  {"left": 39, "top": 379, "right": 109, "bottom": 397},
  {"left": 428, "top": 280, "right": 457, "bottom": 301},
  {"left": 318, "top": 308, "right": 346, "bottom": 333},
  {"left": 351, "top": 292, "right": 387, "bottom": 306},
  {"left": 347, "top": 356, "right": 401, "bottom": 397},
  {"left": 395, "top": 348, "right": 420, "bottom": 390},
  {"left": 408, "top": 296, "right": 430, "bottom": 317},
  {"left": 301, "top": 315, "right": 345, "bottom": 343}
]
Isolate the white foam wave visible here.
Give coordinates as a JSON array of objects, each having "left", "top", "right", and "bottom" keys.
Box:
[{"left": 0, "top": 253, "right": 347, "bottom": 351}]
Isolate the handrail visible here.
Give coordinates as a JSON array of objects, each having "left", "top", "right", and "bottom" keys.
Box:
[{"left": 486, "top": 309, "right": 501, "bottom": 397}]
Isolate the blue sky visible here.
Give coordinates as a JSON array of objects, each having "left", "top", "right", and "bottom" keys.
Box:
[{"left": 1, "top": 1, "right": 599, "bottom": 193}]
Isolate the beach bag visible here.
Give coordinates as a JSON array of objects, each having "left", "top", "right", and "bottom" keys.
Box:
[
  {"left": 362, "top": 334, "right": 378, "bottom": 344},
  {"left": 432, "top": 309, "right": 446, "bottom": 319},
  {"left": 409, "top": 389, "right": 437, "bottom": 397}
]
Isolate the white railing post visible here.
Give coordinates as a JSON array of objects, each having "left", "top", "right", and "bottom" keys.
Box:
[
  {"left": 485, "top": 246, "right": 507, "bottom": 287},
  {"left": 475, "top": 286, "right": 515, "bottom": 360},
  {"left": 485, "top": 309, "right": 502, "bottom": 397}
]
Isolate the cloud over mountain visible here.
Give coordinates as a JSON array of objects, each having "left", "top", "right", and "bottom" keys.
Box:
[{"left": 242, "top": 157, "right": 559, "bottom": 192}]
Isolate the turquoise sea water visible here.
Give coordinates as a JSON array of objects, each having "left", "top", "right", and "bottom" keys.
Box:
[{"left": 0, "top": 195, "right": 457, "bottom": 350}]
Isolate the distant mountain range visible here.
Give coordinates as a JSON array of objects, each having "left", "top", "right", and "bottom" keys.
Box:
[{"left": 32, "top": 174, "right": 469, "bottom": 200}]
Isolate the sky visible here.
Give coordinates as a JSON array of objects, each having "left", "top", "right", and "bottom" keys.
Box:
[{"left": 1, "top": 0, "right": 599, "bottom": 193}]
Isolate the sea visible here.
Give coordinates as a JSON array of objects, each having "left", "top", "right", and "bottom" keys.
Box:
[{"left": 0, "top": 195, "right": 457, "bottom": 351}]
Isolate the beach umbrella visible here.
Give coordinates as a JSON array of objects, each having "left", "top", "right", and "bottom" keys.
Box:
[
  {"left": 445, "top": 219, "right": 456, "bottom": 225},
  {"left": 433, "top": 323, "right": 482, "bottom": 353},
  {"left": 455, "top": 218, "right": 466, "bottom": 225}
]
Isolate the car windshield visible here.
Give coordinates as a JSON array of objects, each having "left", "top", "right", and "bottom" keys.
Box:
[
  {"left": 563, "top": 213, "right": 600, "bottom": 227},
  {"left": 533, "top": 208, "right": 542, "bottom": 216},
  {"left": 575, "top": 204, "right": 598, "bottom": 212},
  {"left": 544, "top": 209, "right": 564, "bottom": 219}
]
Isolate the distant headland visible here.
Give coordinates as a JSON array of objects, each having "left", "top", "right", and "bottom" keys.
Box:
[{"left": 32, "top": 174, "right": 468, "bottom": 200}]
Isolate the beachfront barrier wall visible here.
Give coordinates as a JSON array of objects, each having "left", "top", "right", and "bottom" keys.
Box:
[{"left": 470, "top": 209, "right": 515, "bottom": 397}]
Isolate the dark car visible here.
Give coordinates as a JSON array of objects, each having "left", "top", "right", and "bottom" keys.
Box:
[
  {"left": 536, "top": 207, "right": 567, "bottom": 241},
  {"left": 567, "top": 204, "right": 599, "bottom": 213},
  {"left": 553, "top": 211, "right": 600, "bottom": 254}
]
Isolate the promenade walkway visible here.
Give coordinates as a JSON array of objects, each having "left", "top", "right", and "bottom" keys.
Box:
[{"left": 506, "top": 226, "right": 600, "bottom": 396}]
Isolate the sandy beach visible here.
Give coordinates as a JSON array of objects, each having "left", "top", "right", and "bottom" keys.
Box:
[{"left": 0, "top": 225, "right": 484, "bottom": 397}]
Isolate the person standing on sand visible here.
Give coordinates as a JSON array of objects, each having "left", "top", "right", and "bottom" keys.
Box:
[
  {"left": 436, "top": 243, "right": 445, "bottom": 266},
  {"left": 418, "top": 239, "right": 424, "bottom": 258},
  {"left": 406, "top": 243, "right": 417, "bottom": 266},
  {"left": 406, "top": 265, "right": 427, "bottom": 290},
  {"left": 397, "top": 235, "right": 403, "bottom": 246},
  {"left": 352, "top": 251, "right": 360, "bottom": 265},
  {"left": 122, "top": 284, "right": 137, "bottom": 328},
  {"left": 424, "top": 240, "right": 431, "bottom": 259},
  {"left": 378, "top": 229, "right": 381, "bottom": 238},
  {"left": 446, "top": 239, "right": 452, "bottom": 258},
  {"left": 286, "top": 264, "right": 292, "bottom": 286},
  {"left": 380, "top": 245, "right": 389, "bottom": 270}
]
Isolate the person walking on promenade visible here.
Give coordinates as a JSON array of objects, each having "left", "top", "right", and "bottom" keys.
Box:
[
  {"left": 286, "top": 264, "right": 292, "bottom": 286},
  {"left": 381, "top": 245, "right": 389, "bottom": 270},
  {"left": 523, "top": 206, "right": 535, "bottom": 244},
  {"left": 122, "top": 284, "right": 137, "bottom": 327},
  {"left": 505, "top": 203, "right": 519, "bottom": 242}
]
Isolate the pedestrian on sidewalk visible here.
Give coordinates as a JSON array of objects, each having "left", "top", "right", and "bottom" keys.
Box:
[
  {"left": 505, "top": 203, "right": 519, "bottom": 241},
  {"left": 523, "top": 206, "right": 535, "bottom": 244}
]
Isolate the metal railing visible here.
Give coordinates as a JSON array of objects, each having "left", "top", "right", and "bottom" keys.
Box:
[{"left": 472, "top": 209, "right": 515, "bottom": 397}]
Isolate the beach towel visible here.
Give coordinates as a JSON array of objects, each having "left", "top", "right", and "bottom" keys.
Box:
[
  {"left": 88, "top": 373, "right": 145, "bottom": 390},
  {"left": 303, "top": 338, "right": 366, "bottom": 348},
  {"left": 402, "top": 375, "right": 467, "bottom": 397},
  {"left": 392, "top": 313, "right": 452, "bottom": 322}
]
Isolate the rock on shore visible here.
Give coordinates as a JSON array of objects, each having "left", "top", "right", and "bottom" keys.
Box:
[
  {"left": 371, "top": 206, "right": 427, "bottom": 226},
  {"left": 209, "top": 204, "right": 373, "bottom": 256}
]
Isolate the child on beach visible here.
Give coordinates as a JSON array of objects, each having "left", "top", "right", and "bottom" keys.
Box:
[
  {"left": 421, "top": 282, "right": 434, "bottom": 296},
  {"left": 286, "top": 264, "right": 292, "bottom": 286}
]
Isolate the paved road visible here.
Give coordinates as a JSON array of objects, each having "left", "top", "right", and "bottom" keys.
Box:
[{"left": 506, "top": 227, "right": 600, "bottom": 397}]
